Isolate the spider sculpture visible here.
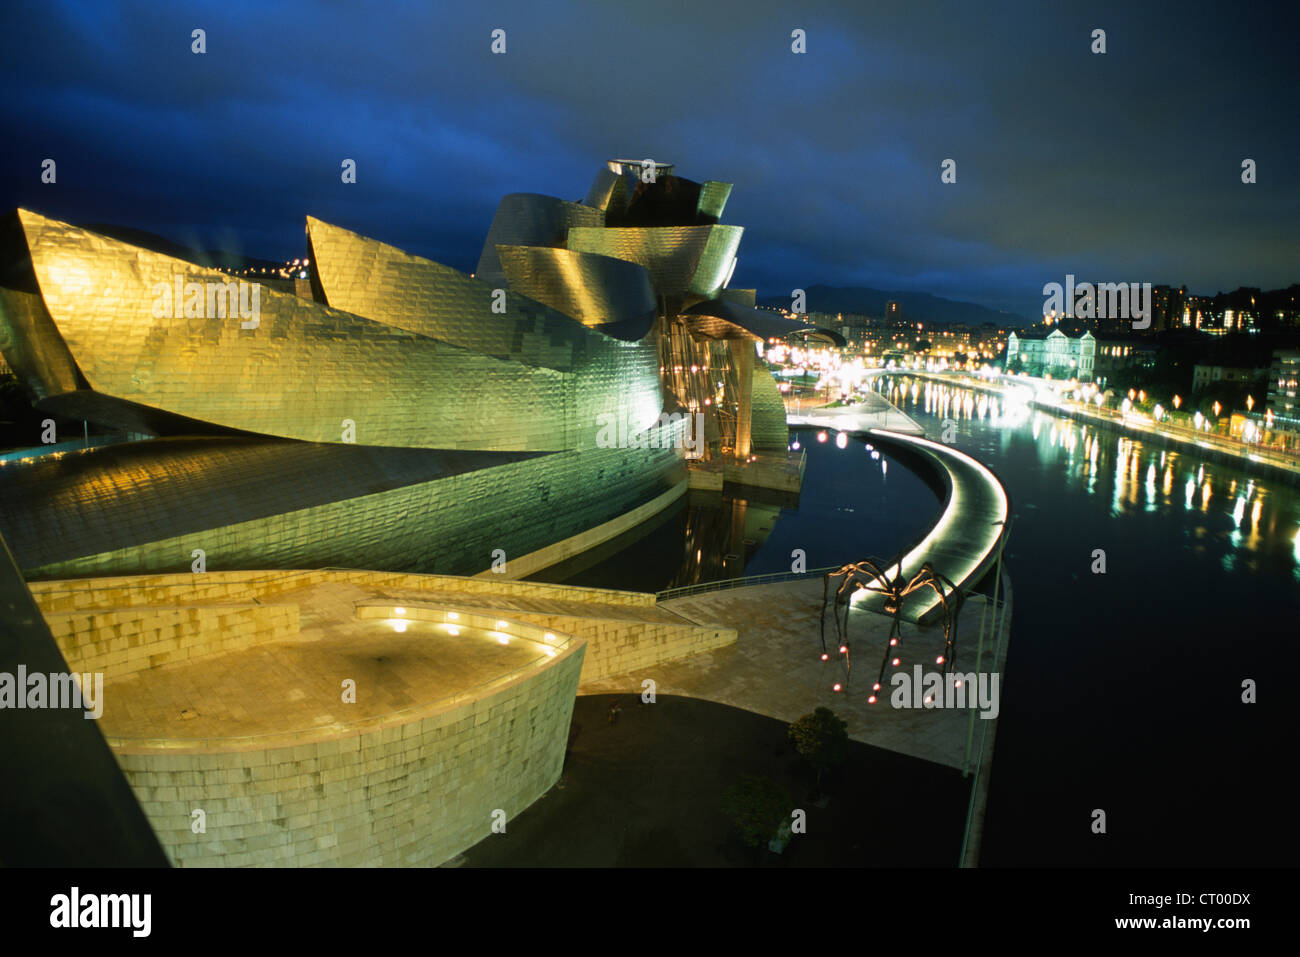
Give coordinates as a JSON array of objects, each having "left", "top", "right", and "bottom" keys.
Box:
[{"left": 819, "top": 559, "right": 960, "bottom": 702}]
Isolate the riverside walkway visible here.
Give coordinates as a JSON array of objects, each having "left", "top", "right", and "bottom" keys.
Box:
[
  {"left": 789, "top": 390, "right": 1011, "bottom": 622},
  {"left": 578, "top": 413, "right": 1014, "bottom": 863},
  {"left": 853, "top": 429, "right": 1009, "bottom": 622},
  {"left": 786, "top": 390, "right": 926, "bottom": 436}
]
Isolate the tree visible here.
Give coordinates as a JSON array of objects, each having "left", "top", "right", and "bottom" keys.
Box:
[
  {"left": 788, "top": 707, "right": 849, "bottom": 788},
  {"left": 720, "top": 775, "right": 789, "bottom": 851}
]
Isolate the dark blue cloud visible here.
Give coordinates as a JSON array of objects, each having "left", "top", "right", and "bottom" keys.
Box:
[{"left": 2, "top": 0, "right": 1296, "bottom": 318}]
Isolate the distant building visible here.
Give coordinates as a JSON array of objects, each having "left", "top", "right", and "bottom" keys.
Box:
[
  {"left": 885, "top": 300, "right": 902, "bottom": 322},
  {"left": 1266, "top": 350, "right": 1300, "bottom": 433},
  {"left": 1183, "top": 295, "right": 1218, "bottom": 332},
  {"left": 1191, "top": 364, "right": 1264, "bottom": 392},
  {"left": 1151, "top": 285, "right": 1186, "bottom": 333},
  {"left": 1005, "top": 328, "right": 1095, "bottom": 381},
  {"left": 1091, "top": 335, "right": 1159, "bottom": 385}
]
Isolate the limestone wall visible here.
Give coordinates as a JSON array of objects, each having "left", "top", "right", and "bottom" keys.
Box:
[
  {"left": 28, "top": 568, "right": 660, "bottom": 612},
  {"left": 113, "top": 640, "right": 585, "bottom": 867},
  {"left": 45, "top": 604, "right": 298, "bottom": 678}
]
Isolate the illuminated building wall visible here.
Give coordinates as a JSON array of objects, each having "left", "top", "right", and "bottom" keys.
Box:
[{"left": 0, "top": 162, "right": 832, "bottom": 578}]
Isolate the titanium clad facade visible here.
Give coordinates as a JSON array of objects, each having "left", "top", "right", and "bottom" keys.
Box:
[
  {"left": 308, "top": 215, "right": 582, "bottom": 369},
  {"left": 474, "top": 193, "right": 604, "bottom": 285},
  {"left": 750, "top": 361, "right": 790, "bottom": 451},
  {"left": 696, "top": 181, "right": 734, "bottom": 223},
  {"left": 493, "top": 245, "right": 656, "bottom": 329},
  {"left": 0, "top": 286, "right": 82, "bottom": 400},
  {"left": 566, "top": 225, "right": 743, "bottom": 305},
  {"left": 582, "top": 168, "right": 628, "bottom": 215},
  {"left": 4, "top": 424, "right": 686, "bottom": 578},
  {"left": 0, "top": 160, "right": 833, "bottom": 579},
  {"left": 718, "top": 288, "right": 756, "bottom": 307},
  {"left": 15, "top": 210, "right": 661, "bottom": 451}
]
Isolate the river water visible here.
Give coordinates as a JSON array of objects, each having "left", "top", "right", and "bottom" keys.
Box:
[{"left": 544, "top": 374, "right": 1298, "bottom": 866}]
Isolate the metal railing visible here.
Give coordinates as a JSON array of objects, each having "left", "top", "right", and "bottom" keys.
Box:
[
  {"left": 958, "top": 582, "right": 1012, "bottom": 868},
  {"left": 655, "top": 565, "right": 842, "bottom": 602}
]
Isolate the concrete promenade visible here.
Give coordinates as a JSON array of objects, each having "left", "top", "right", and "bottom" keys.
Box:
[
  {"left": 786, "top": 389, "right": 1011, "bottom": 623},
  {"left": 854, "top": 429, "right": 1010, "bottom": 622},
  {"left": 787, "top": 390, "right": 926, "bottom": 436},
  {"left": 579, "top": 575, "right": 1012, "bottom": 865}
]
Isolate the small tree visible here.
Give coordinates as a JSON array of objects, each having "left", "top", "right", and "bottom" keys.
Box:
[
  {"left": 788, "top": 707, "right": 849, "bottom": 788},
  {"left": 721, "top": 775, "right": 789, "bottom": 851}
]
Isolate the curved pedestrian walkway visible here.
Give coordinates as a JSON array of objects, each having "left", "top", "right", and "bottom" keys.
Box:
[
  {"left": 853, "top": 429, "right": 1010, "bottom": 623},
  {"left": 787, "top": 390, "right": 926, "bottom": 436}
]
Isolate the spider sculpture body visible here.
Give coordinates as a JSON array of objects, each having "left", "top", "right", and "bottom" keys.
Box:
[{"left": 819, "top": 559, "right": 959, "bottom": 701}]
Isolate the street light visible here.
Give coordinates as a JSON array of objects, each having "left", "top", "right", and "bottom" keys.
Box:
[
  {"left": 1247, "top": 395, "right": 1254, "bottom": 411},
  {"left": 1173, "top": 394, "right": 1182, "bottom": 409}
]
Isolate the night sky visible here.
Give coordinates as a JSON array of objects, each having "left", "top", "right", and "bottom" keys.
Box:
[{"left": 3, "top": 0, "right": 1297, "bottom": 320}]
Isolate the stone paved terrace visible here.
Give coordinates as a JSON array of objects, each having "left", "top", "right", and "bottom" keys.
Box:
[
  {"left": 787, "top": 390, "right": 926, "bottom": 436},
  {"left": 99, "top": 579, "right": 563, "bottom": 746},
  {"left": 31, "top": 572, "right": 734, "bottom": 746},
  {"left": 582, "top": 577, "right": 1011, "bottom": 773}
]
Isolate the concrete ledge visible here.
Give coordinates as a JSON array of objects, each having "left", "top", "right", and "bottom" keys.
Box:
[{"left": 474, "top": 478, "right": 688, "bottom": 580}]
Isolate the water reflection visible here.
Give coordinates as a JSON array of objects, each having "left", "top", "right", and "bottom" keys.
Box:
[
  {"left": 539, "top": 422, "right": 941, "bottom": 592},
  {"left": 875, "top": 374, "right": 1300, "bottom": 583}
]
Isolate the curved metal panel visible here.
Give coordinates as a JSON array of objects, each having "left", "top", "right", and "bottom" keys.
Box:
[
  {"left": 15, "top": 210, "right": 663, "bottom": 451},
  {"left": 474, "top": 193, "right": 604, "bottom": 285},
  {"left": 495, "top": 245, "right": 656, "bottom": 328},
  {"left": 750, "top": 364, "right": 789, "bottom": 451},
  {"left": 309, "top": 215, "right": 583, "bottom": 371},
  {"left": 583, "top": 168, "right": 627, "bottom": 214},
  {"left": 696, "top": 181, "right": 733, "bottom": 223},
  {"left": 566, "top": 224, "right": 743, "bottom": 303},
  {"left": 0, "top": 428, "right": 686, "bottom": 579}
]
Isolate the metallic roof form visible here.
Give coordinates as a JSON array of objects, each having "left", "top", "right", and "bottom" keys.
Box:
[
  {"left": 12, "top": 210, "right": 663, "bottom": 451},
  {"left": 566, "top": 224, "right": 742, "bottom": 304},
  {"left": 474, "top": 193, "right": 604, "bottom": 284},
  {"left": 696, "top": 181, "right": 734, "bottom": 223},
  {"left": 0, "top": 437, "right": 546, "bottom": 570},
  {"left": 308, "top": 215, "right": 593, "bottom": 371},
  {"left": 494, "top": 245, "right": 656, "bottom": 329},
  {"left": 583, "top": 168, "right": 628, "bottom": 215}
]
